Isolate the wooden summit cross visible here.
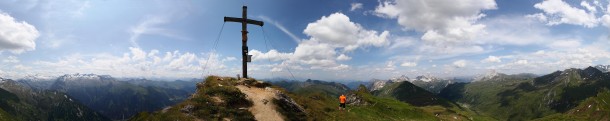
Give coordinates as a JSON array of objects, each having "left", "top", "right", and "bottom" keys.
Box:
[{"left": 224, "top": 6, "right": 264, "bottom": 79}]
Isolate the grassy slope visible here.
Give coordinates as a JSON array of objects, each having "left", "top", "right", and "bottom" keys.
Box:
[
  {"left": 129, "top": 76, "right": 254, "bottom": 121},
  {"left": 441, "top": 68, "right": 610, "bottom": 121},
  {"left": 286, "top": 84, "right": 495, "bottom": 121},
  {"left": 457, "top": 78, "right": 557, "bottom": 120},
  {"left": 372, "top": 81, "right": 495, "bottom": 121},
  {"left": 285, "top": 87, "right": 437, "bottom": 121}
]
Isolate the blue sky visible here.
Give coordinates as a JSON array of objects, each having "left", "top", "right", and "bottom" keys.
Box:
[{"left": 1, "top": 0, "right": 610, "bottom": 81}]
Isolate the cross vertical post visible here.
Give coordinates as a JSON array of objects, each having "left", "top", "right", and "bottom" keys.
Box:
[{"left": 224, "top": 6, "right": 264, "bottom": 79}]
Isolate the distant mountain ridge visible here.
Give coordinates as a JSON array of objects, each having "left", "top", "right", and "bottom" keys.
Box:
[
  {"left": 371, "top": 79, "right": 455, "bottom": 107},
  {"left": 390, "top": 75, "right": 410, "bottom": 82},
  {"left": 594, "top": 65, "right": 610, "bottom": 72},
  {"left": 124, "top": 78, "right": 198, "bottom": 93},
  {"left": 4, "top": 65, "right": 610, "bottom": 120},
  {"left": 439, "top": 66, "right": 610, "bottom": 120},
  {"left": 272, "top": 79, "right": 350, "bottom": 97},
  {"left": 0, "top": 74, "right": 199, "bottom": 120},
  {"left": 0, "top": 77, "right": 109, "bottom": 121},
  {"left": 368, "top": 79, "right": 391, "bottom": 91},
  {"left": 45, "top": 73, "right": 193, "bottom": 120},
  {"left": 472, "top": 70, "right": 538, "bottom": 82},
  {"left": 410, "top": 75, "right": 453, "bottom": 94},
  {"left": 20, "top": 74, "right": 56, "bottom": 81},
  {"left": 369, "top": 75, "right": 453, "bottom": 94},
  {"left": 56, "top": 73, "right": 113, "bottom": 81}
]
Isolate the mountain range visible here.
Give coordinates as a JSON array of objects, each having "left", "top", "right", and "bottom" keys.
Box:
[
  {"left": 595, "top": 65, "right": 610, "bottom": 73},
  {"left": 271, "top": 79, "right": 350, "bottom": 97},
  {"left": 1, "top": 73, "right": 198, "bottom": 120},
  {"left": 439, "top": 66, "right": 610, "bottom": 120},
  {"left": 131, "top": 76, "right": 495, "bottom": 120},
  {"left": 2, "top": 65, "right": 610, "bottom": 120},
  {"left": 0, "top": 77, "right": 109, "bottom": 120},
  {"left": 369, "top": 75, "right": 453, "bottom": 94},
  {"left": 48, "top": 74, "right": 196, "bottom": 120}
]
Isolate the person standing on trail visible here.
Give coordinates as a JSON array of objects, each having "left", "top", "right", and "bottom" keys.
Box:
[{"left": 339, "top": 94, "right": 346, "bottom": 111}]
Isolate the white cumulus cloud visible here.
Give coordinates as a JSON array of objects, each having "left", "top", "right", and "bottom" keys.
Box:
[
  {"left": 532, "top": 0, "right": 598, "bottom": 27},
  {"left": 514, "top": 59, "right": 529, "bottom": 65},
  {"left": 329, "top": 64, "right": 350, "bottom": 70},
  {"left": 298, "top": 12, "right": 389, "bottom": 68},
  {"left": 337, "top": 54, "right": 352, "bottom": 61},
  {"left": 581, "top": 1, "right": 597, "bottom": 13},
  {"left": 255, "top": 13, "right": 389, "bottom": 71},
  {"left": 303, "top": 12, "right": 389, "bottom": 52},
  {"left": 0, "top": 11, "right": 39, "bottom": 54},
  {"left": 400, "top": 61, "right": 417, "bottom": 67},
  {"left": 601, "top": 14, "right": 610, "bottom": 27},
  {"left": 453, "top": 60, "right": 467, "bottom": 68},
  {"left": 130, "top": 47, "right": 147, "bottom": 61},
  {"left": 250, "top": 49, "right": 292, "bottom": 62},
  {"left": 375, "top": 0, "right": 496, "bottom": 43},
  {"left": 26, "top": 47, "right": 234, "bottom": 78},
  {"left": 482, "top": 56, "right": 501, "bottom": 63}
]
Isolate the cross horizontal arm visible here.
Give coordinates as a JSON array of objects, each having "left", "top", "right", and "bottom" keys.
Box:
[{"left": 224, "top": 17, "right": 264, "bottom": 26}]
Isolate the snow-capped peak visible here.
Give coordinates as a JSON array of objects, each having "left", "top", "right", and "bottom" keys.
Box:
[
  {"left": 57, "top": 73, "right": 112, "bottom": 81},
  {"left": 389, "top": 75, "right": 410, "bottom": 82},
  {"left": 0, "top": 77, "right": 5, "bottom": 84},
  {"left": 594, "top": 65, "right": 610, "bottom": 73},
  {"left": 414, "top": 75, "right": 437, "bottom": 82},
  {"left": 369, "top": 79, "right": 390, "bottom": 91},
  {"left": 473, "top": 70, "right": 499, "bottom": 82},
  {"left": 21, "top": 74, "right": 56, "bottom": 81}
]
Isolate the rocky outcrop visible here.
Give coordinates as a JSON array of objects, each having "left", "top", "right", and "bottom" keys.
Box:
[
  {"left": 346, "top": 93, "right": 369, "bottom": 106},
  {"left": 389, "top": 75, "right": 410, "bottom": 82},
  {"left": 368, "top": 79, "right": 390, "bottom": 91},
  {"left": 275, "top": 91, "right": 306, "bottom": 114},
  {"left": 180, "top": 104, "right": 195, "bottom": 115}
]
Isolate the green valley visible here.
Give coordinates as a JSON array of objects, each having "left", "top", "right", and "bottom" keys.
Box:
[{"left": 439, "top": 66, "right": 610, "bottom": 120}]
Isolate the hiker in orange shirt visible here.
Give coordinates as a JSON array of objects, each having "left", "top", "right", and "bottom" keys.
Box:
[{"left": 339, "top": 94, "right": 346, "bottom": 111}]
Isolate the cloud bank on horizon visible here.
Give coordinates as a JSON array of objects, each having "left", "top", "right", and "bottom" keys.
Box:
[{"left": 1, "top": 0, "right": 610, "bottom": 81}]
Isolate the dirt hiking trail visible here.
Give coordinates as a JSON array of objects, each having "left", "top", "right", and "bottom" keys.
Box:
[{"left": 236, "top": 85, "right": 284, "bottom": 121}]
